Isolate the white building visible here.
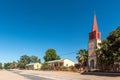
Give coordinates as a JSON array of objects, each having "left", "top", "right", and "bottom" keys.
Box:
[
  {"left": 47, "top": 59, "right": 75, "bottom": 67},
  {"left": 26, "top": 63, "right": 42, "bottom": 70}
]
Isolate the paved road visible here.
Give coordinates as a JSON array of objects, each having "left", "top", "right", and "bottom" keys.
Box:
[
  {"left": 6, "top": 70, "right": 90, "bottom": 80},
  {"left": 7, "top": 70, "right": 53, "bottom": 80},
  {"left": 0, "top": 70, "right": 28, "bottom": 80},
  {"left": 1, "top": 69, "right": 120, "bottom": 80}
]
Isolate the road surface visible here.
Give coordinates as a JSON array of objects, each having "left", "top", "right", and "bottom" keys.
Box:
[
  {"left": 0, "top": 69, "right": 52, "bottom": 80},
  {"left": 0, "top": 69, "right": 120, "bottom": 80}
]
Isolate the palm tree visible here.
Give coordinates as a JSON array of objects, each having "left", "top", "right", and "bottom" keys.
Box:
[{"left": 76, "top": 49, "right": 88, "bottom": 67}]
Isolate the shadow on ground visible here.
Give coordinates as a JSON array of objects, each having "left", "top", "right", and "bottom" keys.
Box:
[
  {"left": 7, "top": 70, "right": 53, "bottom": 80},
  {"left": 81, "top": 72, "right": 120, "bottom": 77}
]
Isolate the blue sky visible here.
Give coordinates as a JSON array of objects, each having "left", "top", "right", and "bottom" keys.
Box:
[{"left": 0, "top": 0, "right": 120, "bottom": 63}]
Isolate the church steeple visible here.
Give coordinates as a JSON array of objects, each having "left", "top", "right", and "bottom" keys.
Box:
[
  {"left": 92, "top": 14, "right": 98, "bottom": 32},
  {"left": 88, "top": 14, "right": 102, "bottom": 69},
  {"left": 89, "top": 14, "right": 101, "bottom": 40}
]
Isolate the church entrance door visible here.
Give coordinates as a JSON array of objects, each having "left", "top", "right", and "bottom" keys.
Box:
[{"left": 90, "top": 60, "right": 94, "bottom": 69}]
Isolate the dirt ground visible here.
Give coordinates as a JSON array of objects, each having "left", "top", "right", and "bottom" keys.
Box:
[
  {"left": 11, "top": 69, "right": 120, "bottom": 80},
  {"left": 0, "top": 70, "right": 29, "bottom": 80},
  {"left": 0, "top": 69, "right": 120, "bottom": 80}
]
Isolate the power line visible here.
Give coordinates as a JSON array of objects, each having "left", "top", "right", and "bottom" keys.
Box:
[{"left": 59, "top": 51, "right": 78, "bottom": 56}]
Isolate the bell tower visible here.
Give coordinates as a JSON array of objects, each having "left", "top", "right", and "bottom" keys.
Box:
[{"left": 88, "top": 14, "right": 101, "bottom": 69}]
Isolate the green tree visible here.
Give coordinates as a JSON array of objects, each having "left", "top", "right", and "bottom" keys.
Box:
[
  {"left": 17, "top": 55, "right": 31, "bottom": 69},
  {"left": 0, "top": 63, "right": 2, "bottom": 69},
  {"left": 30, "top": 55, "right": 41, "bottom": 63},
  {"left": 4, "top": 63, "right": 11, "bottom": 69},
  {"left": 44, "top": 49, "right": 60, "bottom": 62},
  {"left": 10, "top": 61, "right": 17, "bottom": 69},
  {"left": 97, "top": 26, "right": 120, "bottom": 71},
  {"left": 107, "top": 26, "right": 120, "bottom": 63},
  {"left": 41, "top": 63, "right": 49, "bottom": 70},
  {"left": 97, "top": 40, "right": 112, "bottom": 66},
  {"left": 76, "top": 49, "right": 88, "bottom": 67}
]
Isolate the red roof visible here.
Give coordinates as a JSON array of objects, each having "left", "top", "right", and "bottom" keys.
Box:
[
  {"left": 92, "top": 14, "right": 98, "bottom": 32},
  {"left": 89, "top": 14, "right": 101, "bottom": 40}
]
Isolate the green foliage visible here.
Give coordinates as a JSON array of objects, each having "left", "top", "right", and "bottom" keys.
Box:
[
  {"left": 97, "top": 26, "right": 120, "bottom": 70},
  {"left": 97, "top": 40, "right": 111, "bottom": 65},
  {"left": 4, "top": 63, "right": 11, "bottom": 69},
  {"left": 107, "top": 27, "right": 120, "bottom": 62},
  {"left": 41, "top": 63, "right": 49, "bottom": 70},
  {"left": 44, "top": 49, "right": 60, "bottom": 62},
  {"left": 76, "top": 49, "right": 88, "bottom": 66},
  {"left": 17, "top": 55, "right": 31, "bottom": 69},
  {"left": 4, "top": 61, "right": 17, "bottom": 69},
  {"left": 17, "top": 55, "right": 41, "bottom": 69},
  {"left": 0, "top": 63, "right": 2, "bottom": 69},
  {"left": 3, "top": 55, "right": 40, "bottom": 69},
  {"left": 30, "top": 55, "right": 41, "bottom": 63},
  {"left": 10, "top": 61, "right": 17, "bottom": 69}
]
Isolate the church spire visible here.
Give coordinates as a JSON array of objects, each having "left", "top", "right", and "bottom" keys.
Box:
[
  {"left": 89, "top": 14, "right": 101, "bottom": 40},
  {"left": 92, "top": 14, "right": 98, "bottom": 32}
]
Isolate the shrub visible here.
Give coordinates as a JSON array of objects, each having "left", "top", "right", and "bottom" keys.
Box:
[
  {"left": 68, "top": 66, "right": 76, "bottom": 72},
  {"left": 41, "top": 63, "right": 49, "bottom": 70}
]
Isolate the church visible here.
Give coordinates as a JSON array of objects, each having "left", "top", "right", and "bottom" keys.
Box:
[{"left": 88, "top": 14, "right": 101, "bottom": 69}]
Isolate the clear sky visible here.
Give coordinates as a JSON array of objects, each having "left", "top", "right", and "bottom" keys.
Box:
[{"left": 0, "top": 0, "right": 120, "bottom": 63}]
